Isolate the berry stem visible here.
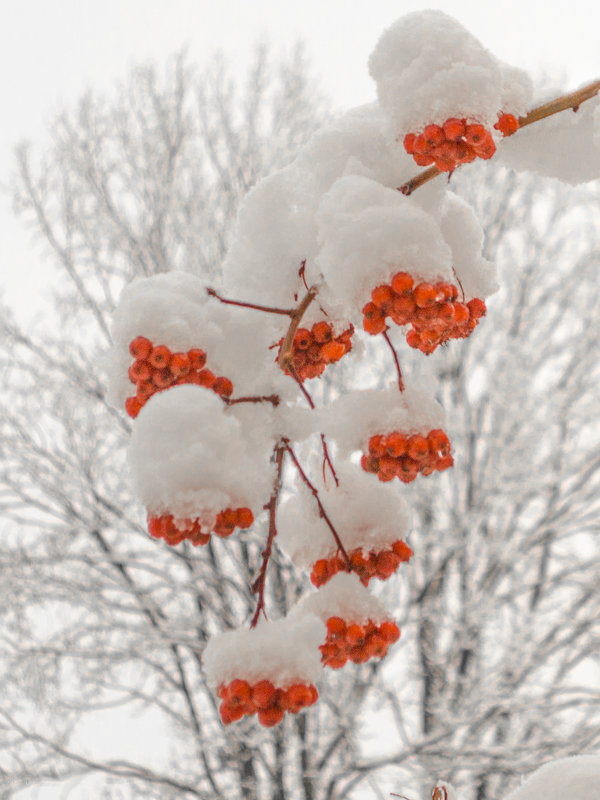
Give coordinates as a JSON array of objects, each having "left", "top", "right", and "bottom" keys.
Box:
[
  {"left": 382, "top": 330, "right": 405, "bottom": 392},
  {"left": 287, "top": 363, "right": 316, "bottom": 410},
  {"left": 320, "top": 433, "right": 339, "bottom": 487},
  {"left": 207, "top": 287, "right": 295, "bottom": 317},
  {"left": 277, "top": 286, "right": 319, "bottom": 373},
  {"left": 283, "top": 439, "right": 351, "bottom": 569},
  {"left": 397, "top": 77, "right": 600, "bottom": 195},
  {"left": 250, "top": 443, "right": 286, "bottom": 628}
]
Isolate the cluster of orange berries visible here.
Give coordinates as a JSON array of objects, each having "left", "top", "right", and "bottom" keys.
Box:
[
  {"left": 279, "top": 321, "right": 354, "bottom": 381},
  {"left": 147, "top": 507, "right": 254, "bottom": 547},
  {"left": 362, "top": 271, "right": 486, "bottom": 354},
  {"left": 320, "top": 616, "right": 400, "bottom": 669},
  {"left": 217, "top": 678, "right": 318, "bottom": 726},
  {"left": 403, "top": 112, "right": 519, "bottom": 172},
  {"left": 310, "top": 540, "right": 413, "bottom": 588},
  {"left": 124, "top": 336, "right": 234, "bottom": 418},
  {"left": 361, "top": 429, "right": 453, "bottom": 483}
]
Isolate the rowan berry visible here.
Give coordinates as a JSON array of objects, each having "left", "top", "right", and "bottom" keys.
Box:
[
  {"left": 494, "top": 112, "right": 519, "bottom": 136},
  {"left": 326, "top": 616, "right": 347, "bottom": 637},
  {"left": 365, "top": 633, "right": 388, "bottom": 658},
  {"left": 285, "top": 684, "right": 315, "bottom": 713},
  {"left": 129, "top": 359, "right": 152, "bottom": 382},
  {"left": 294, "top": 329, "right": 313, "bottom": 350},
  {"left": 467, "top": 297, "right": 486, "bottom": 319},
  {"left": 320, "top": 341, "right": 346, "bottom": 363},
  {"left": 258, "top": 707, "right": 285, "bottom": 727},
  {"left": 442, "top": 117, "right": 466, "bottom": 141},
  {"left": 311, "top": 559, "right": 330, "bottom": 587},
  {"left": 403, "top": 132, "right": 416, "bottom": 154},
  {"left": 148, "top": 345, "right": 171, "bottom": 369},
  {"left": 392, "top": 540, "right": 413, "bottom": 561},
  {"left": 464, "top": 123, "right": 488, "bottom": 146},
  {"left": 386, "top": 432, "right": 408, "bottom": 457},
  {"left": 368, "top": 435, "right": 387, "bottom": 457},
  {"left": 360, "top": 453, "right": 380, "bottom": 474},
  {"left": 187, "top": 348, "right": 207, "bottom": 370},
  {"left": 235, "top": 508, "right": 254, "bottom": 529},
  {"left": 170, "top": 352, "right": 190, "bottom": 376},
  {"left": 413, "top": 283, "right": 439, "bottom": 307},
  {"left": 391, "top": 271, "right": 414, "bottom": 294},
  {"left": 125, "top": 396, "right": 143, "bottom": 418},
  {"left": 413, "top": 153, "right": 435, "bottom": 167},
  {"left": 372, "top": 284, "right": 395, "bottom": 308},
  {"left": 345, "top": 624, "right": 365, "bottom": 645},
  {"left": 213, "top": 377, "right": 234, "bottom": 397},
  {"left": 311, "top": 321, "right": 333, "bottom": 343},
  {"left": 151, "top": 367, "right": 173, "bottom": 388},
  {"left": 129, "top": 336, "right": 153, "bottom": 360},
  {"left": 196, "top": 369, "right": 216, "bottom": 388},
  {"left": 251, "top": 680, "right": 275, "bottom": 709},
  {"left": 379, "top": 621, "right": 400, "bottom": 643},
  {"left": 407, "top": 434, "right": 429, "bottom": 461},
  {"left": 421, "top": 124, "right": 445, "bottom": 149}
]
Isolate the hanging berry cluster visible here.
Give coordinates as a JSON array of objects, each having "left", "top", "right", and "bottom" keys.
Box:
[
  {"left": 361, "top": 429, "right": 453, "bottom": 483},
  {"left": 125, "top": 335, "right": 233, "bottom": 419},
  {"left": 277, "top": 321, "right": 354, "bottom": 382},
  {"left": 363, "top": 271, "right": 486, "bottom": 354}
]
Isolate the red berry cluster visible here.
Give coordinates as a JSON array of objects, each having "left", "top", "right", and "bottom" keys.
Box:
[
  {"left": 310, "top": 540, "right": 413, "bottom": 588},
  {"left": 362, "top": 271, "right": 486, "bottom": 353},
  {"left": 124, "top": 336, "right": 234, "bottom": 418},
  {"left": 147, "top": 507, "right": 254, "bottom": 547},
  {"left": 361, "top": 429, "right": 453, "bottom": 483},
  {"left": 278, "top": 321, "right": 354, "bottom": 382},
  {"left": 217, "top": 678, "right": 318, "bottom": 726},
  {"left": 320, "top": 616, "right": 400, "bottom": 669},
  {"left": 403, "top": 113, "right": 519, "bottom": 172}
]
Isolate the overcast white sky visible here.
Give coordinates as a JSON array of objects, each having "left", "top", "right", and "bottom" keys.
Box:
[{"left": 1, "top": 0, "right": 599, "bottom": 320}]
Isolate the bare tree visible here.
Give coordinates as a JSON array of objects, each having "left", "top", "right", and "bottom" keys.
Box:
[{"left": 1, "top": 43, "right": 599, "bottom": 800}]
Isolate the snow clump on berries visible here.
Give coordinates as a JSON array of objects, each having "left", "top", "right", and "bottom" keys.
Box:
[
  {"left": 109, "top": 271, "right": 287, "bottom": 405},
  {"left": 316, "top": 175, "right": 452, "bottom": 316},
  {"left": 128, "top": 386, "right": 275, "bottom": 525},
  {"left": 321, "top": 386, "right": 446, "bottom": 457},
  {"left": 277, "top": 464, "right": 411, "bottom": 568},
  {"left": 202, "top": 614, "right": 326, "bottom": 690},
  {"left": 291, "top": 573, "right": 391, "bottom": 626},
  {"left": 368, "top": 10, "right": 532, "bottom": 136}
]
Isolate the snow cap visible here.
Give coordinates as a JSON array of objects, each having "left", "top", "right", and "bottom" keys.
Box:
[
  {"left": 202, "top": 614, "right": 326, "bottom": 689},
  {"left": 128, "top": 385, "right": 275, "bottom": 524}
]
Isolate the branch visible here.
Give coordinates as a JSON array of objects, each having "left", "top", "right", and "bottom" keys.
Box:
[
  {"left": 250, "top": 442, "right": 286, "bottom": 627},
  {"left": 283, "top": 440, "right": 351, "bottom": 568},
  {"left": 206, "top": 287, "right": 294, "bottom": 316},
  {"left": 382, "top": 329, "right": 405, "bottom": 392},
  {"left": 398, "top": 78, "right": 600, "bottom": 195},
  {"left": 277, "top": 286, "right": 319, "bottom": 372}
]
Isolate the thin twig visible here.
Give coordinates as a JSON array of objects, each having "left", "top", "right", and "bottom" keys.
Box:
[
  {"left": 226, "top": 393, "right": 280, "bottom": 407},
  {"left": 283, "top": 440, "right": 351, "bottom": 568},
  {"left": 207, "top": 287, "right": 294, "bottom": 316},
  {"left": 398, "top": 78, "right": 600, "bottom": 195},
  {"left": 382, "top": 330, "right": 405, "bottom": 392},
  {"left": 287, "top": 363, "right": 316, "bottom": 409},
  {"left": 320, "top": 433, "right": 339, "bottom": 487},
  {"left": 250, "top": 443, "right": 286, "bottom": 628}
]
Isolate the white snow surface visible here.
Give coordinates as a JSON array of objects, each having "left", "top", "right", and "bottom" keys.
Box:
[
  {"left": 291, "top": 573, "right": 391, "bottom": 625},
  {"left": 277, "top": 463, "right": 411, "bottom": 566},
  {"left": 368, "top": 10, "right": 532, "bottom": 136},
  {"left": 128, "top": 386, "right": 275, "bottom": 523},
  {"left": 320, "top": 386, "right": 446, "bottom": 456},
  {"left": 496, "top": 95, "right": 600, "bottom": 184},
  {"left": 202, "top": 614, "right": 326, "bottom": 689},
  {"left": 503, "top": 755, "right": 600, "bottom": 800},
  {"left": 440, "top": 193, "right": 498, "bottom": 299},
  {"left": 315, "top": 175, "right": 453, "bottom": 318},
  {"left": 109, "top": 271, "right": 290, "bottom": 404}
]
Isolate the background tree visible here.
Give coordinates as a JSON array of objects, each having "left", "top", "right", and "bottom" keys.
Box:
[{"left": 1, "top": 42, "right": 599, "bottom": 800}]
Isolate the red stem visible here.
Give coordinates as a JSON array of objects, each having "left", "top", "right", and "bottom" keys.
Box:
[
  {"left": 320, "top": 433, "right": 339, "bottom": 487},
  {"left": 283, "top": 440, "right": 351, "bottom": 568},
  {"left": 207, "top": 287, "right": 294, "bottom": 317},
  {"left": 250, "top": 444, "right": 286, "bottom": 628},
  {"left": 382, "top": 330, "right": 405, "bottom": 392},
  {"left": 288, "top": 364, "right": 316, "bottom": 410}
]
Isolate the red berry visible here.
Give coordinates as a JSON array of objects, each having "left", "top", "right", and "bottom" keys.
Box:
[
  {"left": 413, "top": 283, "right": 439, "bottom": 308},
  {"left": 391, "top": 271, "right": 414, "bottom": 294},
  {"left": 125, "top": 396, "right": 143, "bottom": 418},
  {"left": 235, "top": 508, "right": 254, "bottom": 529},
  {"left": 129, "top": 336, "right": 152, "bottom": 360},
  {"left": 379, "top": 621, "right": 400, "bottom": 643},
  {"left": 188, "top": 348, "right": 207, "bottom": 370},
  {"left": 467, "top": 297, "right": 486, "bottom": 319},
  {"left": 320, "top": 340, "right": 346, "bottom": 363},
  {"left": 403, "top": 132, "right": 416, "bottom": 154},
  {"left": 464, "top": 123, "right": 488, "bottom": 146},
  {"left": 213, "top": 376, "right": 234, "bottom": 397},
  {"left": 443, "top": 117, "right": 466, "bottom": 141},
  {"left": 421, "top": 124, "right": 445, "bottom": 149},
  {"left": 251, "top": 680, "right": 275, "bottom": 710},
  {"left": 371, "top": 284, "right": 394, "bottom": 309},
  {"left": 392, "top": 540, "right": 413, "bottom": 561},
  {"left": 407, "top": 434, "right": 429, "bottom": 462},
  {"left": 148, "top": 345, "right": 171, "bottom": 369},
  {"left": 495, "top": 113, "right": 519, "bottom": 136},
  {"left": 326, "top": 616, "right": 347, "bottom": 637},
  {"left": 311, "top": 321, "right": 333, "bottom": 343},
  {"left": 258, "top": 707, "right": 285, "bottom": 727},
  {"left": 293, "top": 329, "right": 312, "bottom": 350},
  {"left": 346, "top": 624, "right": 365, "bottom": 645}
]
